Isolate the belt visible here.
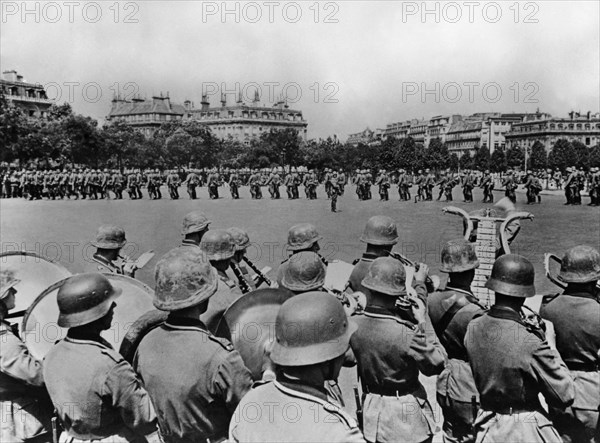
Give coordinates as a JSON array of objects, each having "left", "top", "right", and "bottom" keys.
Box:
[
  {"left": 566, "top": 361, "right": 599, "bottom": 372},
  {"left": 364, "top": 384, "right": 412, "bottom": 397},
  {"left": 483, "top": 404, "right": 541, "bottom": 415}
]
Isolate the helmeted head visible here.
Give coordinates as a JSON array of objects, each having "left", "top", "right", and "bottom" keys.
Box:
[
  {"left": 281, "top": 251, "right": 326, "bottom": 292},
  {"left": 485, "top": 254, "right": 535, "bottom": 297},
  {"left": 92, "top": 225, "right": 126, "bottom": 249},
  {"left": 361, "top": 257, "right": 406, "bottom": 296},
  {"left": 227, "top": 227, "right": 251, "bottom": 252},
  {"left": 181, "top": 211, "right": 211, "bottom": 235},
  {"left": 287, "top": 223, "right": 322, "bottom": 251},
  {"left": 57, "top": 273, "right": 122, "bottom": 327},
  {"left": 270, "top": 291, "right": 357, "bottom": 366},
  {"left": 440, "top": 239, "right": 480, "bottom": 273},
  {"left": 154, "top": 247, "right": 218, "bottom": 311},
  {"left": 200, "top": 229, "right": 236, "bottom": 261},
  {"left": 359, "top": 215, "right": 398, "bottom": 246},
  {"left": 558, "top": 245, "right": 600, "bottom": 284}
]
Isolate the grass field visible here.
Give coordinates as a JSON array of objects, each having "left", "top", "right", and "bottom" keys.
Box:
[{"left": 1, "top": 184, "right": 598, "bottom": 440}]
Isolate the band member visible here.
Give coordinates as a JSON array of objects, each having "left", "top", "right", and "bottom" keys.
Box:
[{"left": 85, "top": 225, "right": 137, "bottom": 277}]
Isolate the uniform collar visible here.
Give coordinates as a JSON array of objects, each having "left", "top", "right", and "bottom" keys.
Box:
[
  {"left": 66, "top": 330, "right": 113, "bottom": 349},
  {"left": 364, "top": 304, "right": 397, "bottom": 317},
  {"left": 92, "top": 253, "right": 116, "bottom": 268},
  {"left": 164, "top": 315, "right": 208, "bottom": 331},
  {"left": 276, "top": 376, "right": 329, "bottom": 402},
  {"left": 181, "top": 239, "right": 199, "bottom": 247},
  {"left": 488, "top": 305, "right": 522, "bottom": 322},
  {"left": 445, "top": 285, "right": 478, "bottom": 302},
  {"left": 561, "top": 290, "right": 598, "bottom": 301}
]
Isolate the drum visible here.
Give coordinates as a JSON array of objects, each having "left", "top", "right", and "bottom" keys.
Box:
[
  {"left": 215, "top": 287, "right": 294, "bottom": 380},
  {"left": 0, "top": 251, "right": 72, "bottom": 313},
  {"left": 22, "top": 274, "right": 156, "bottom": 360}
]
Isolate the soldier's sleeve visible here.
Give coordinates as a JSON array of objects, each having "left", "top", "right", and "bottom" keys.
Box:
[
  {"left": 104, "top": 358, "right": 158, "bottom": 436},
  {"left": 213, "top": 349, "right": 253, "bottom": 414},
  {"left": 0, "top": 330, "right": 45, "bottom": 387},
  {"left": 531, "top": 340, "right": 575, "bottom": 409},
  {"left": 408, "top": 315, "right": 447, "bottom": 376}
]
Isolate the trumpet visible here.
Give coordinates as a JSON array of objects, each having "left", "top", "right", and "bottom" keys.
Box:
[{"left": 387, "top": 251, "right": 440, "bottom": 292}]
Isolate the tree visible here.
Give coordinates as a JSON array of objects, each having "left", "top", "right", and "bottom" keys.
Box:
[
  {"left": 490, "top": 149, "right": 506, "bottom": 172},
  {"left": 589, "top": 144, "right": 600, "bottom": 168},
  {"left": 472, "top": 145, "right": 491, "bottom": 171},
  {"left": 528, "top": 141, "right": 547, "bottom": 170},
  {"left": 459, "top": 151, "right": 473, "bottom": 170},
  {"left": 571, "top": 141, "right": 589, "bottom": 169},
  {"left": 425, "top": 138, "right": 450, "bottom": 170},
  {"left": 449, "top": 153, "right": 459, "bottom": 171},
  {"left": 548, "top": 139, "right": 574, "bottom": 171},
  {"left": 394, "top": 137, "right": 424, "bottom": 171},
  {"left": 506, "top": 146, "right": 525, "bottom": 169}
]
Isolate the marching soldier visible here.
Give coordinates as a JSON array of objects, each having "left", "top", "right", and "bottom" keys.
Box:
[
  {"left": 461, "top": 169, "right": 474, "bottom": 203},
  {"left": 364, "top": 169, "right": 373, "bottom": 199},
  {"left": 337, "top": 168, "right": 346, "bottom": 196},
  {"left": 436, "top": 172, "right": 448, "bottom": 201},
  {"left": 134, "top": 247, "right": 253, "bottom": 443},
  {"left": 166, "top": 169, "right": 181, "bottom": 199},
  {"left": 414, "top": 169, "right": 426, "bottom": 203},
  {"left": 85, "top": 225, "right": 137, "bottom": 277},
  {"left": 540, "top": 245, "right": 600, "bottom": 443},
  {"left": 351, "top": 258, "right": 446, "bottom": 443},
  {"left": 180, "top": 211, "right": 211, "bottom": 247},
  {"left": 324, "top": 167, "right": 333, "bottom": 198},
  {"left": 425, "top": 168, "right": 435, "bottom": 201},
  {"left": 375, "top": 169, "right": 390, "bottom": 201},
  {"left": 283, "top": 169, "right": 294, "bottom": 199},
  {"left": 199, "top": 229, "right": 244, "bottom": 332},
  {"left": 428, "top": 240, "right": 486, "bottom": 443},
  {"left": 1, "top": 270, "right": 53, "bottom": 443},
  {"left": 265, "top": 168, "right": 281, "bottom": 199},
  {"left": 502, "top": 170, "right": 517, "bottom": 203},
  {"left": 207, "top": 168, "right": 221, "bottom": 199},
  {"left": 304, "top": 169, "right": 317, "bottom": 199},
  {"left": 589, "top": 167, "right": 600, "bottom": 206},
  {"left": 248, "top": 169, "right": 262, "bottom": 199},
  {"left": 480, "top": 170, "right": 494, "bottom": 203},
  {"left": 355, "top": 169, "right": 365, "bottom": 201},
  {"left": 126, "top": 170, "right": 138, "bottom": 200},
  {"left": 229, "top": 291, "right": 365, "bottom": 442},
  {"left": 183, "top": 169, "right": 200, "bottom": 199},
  {"left": 44, "top": 273, "right": 161, "bottom": 443},
  {"left": 464, "top": 254, "right": 574, "bottom": 442},
  {"left": 330, "top": 171, "right": 341, "bottom": 212},
  {"left": 228, "top": 169, "right": 241, "bottom": 199},
  {"left": 398, "top": 169, "right": 411, "bottom": 201}
]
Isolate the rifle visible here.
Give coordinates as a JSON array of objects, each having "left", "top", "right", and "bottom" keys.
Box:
[{"left": 354, "top": 386, "right": 363, "bottom": 430}]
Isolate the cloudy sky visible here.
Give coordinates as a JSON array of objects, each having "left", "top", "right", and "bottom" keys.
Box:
[{"left": 2, "top": 1, "right": 598, "bottom": 139}]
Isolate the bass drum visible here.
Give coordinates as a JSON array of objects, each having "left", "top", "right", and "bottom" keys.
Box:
[
  {"left": 215, "top": 287, "right": 294, "bottom": 380},
  {"left": 21, "top": 274, "right": 156, "bottom": 360},
  {"left": 0, "top": 251, "right": 72, "bottom": 313}
]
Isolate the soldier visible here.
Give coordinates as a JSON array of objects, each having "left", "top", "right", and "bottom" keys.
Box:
[
  {"left": 85, "top": 225, "right": 137, "bottom": 277},
  {"left": 464, "top": 254, "right": 574, "bottom": 443},
  {"left": 376, "top": 169, "right": 390, "bottom": 201},
  {"left": 348, "top": 216, "right": 398, "bottom": 305},
  {"left": 226, "top": 227, "right": 258, "bottom": 293},
  {"left": 351, "top": 258, "right": 446, "bottom": 443},
  {"left": 428, "top": 240, "right": 486, "bottom": 443},
  {"left": 280, "top": 251, "right": 327, "bottom": 295},
  {"left": 277, "top": 223, "right": 327, "bottom": 285},
  {"left": 182, "top": 169, "right": 200, "bottom": 199},
  {"left": 589, "top": 167, "right": 600, "bottom": 206},
  {"left": 461, "top": 169, "right": 474, "bottom": 203},
  {"left": 553, "top": 168, "right": 563, "bottom": 190},
  {"left": 0, "top": 270, "right": 53, "bottom": 443},
  {"left": 364, "top": 169, "right": 373, "bottom": 200},
  {"left": 43, "top": 274, "right": 160, "bottom": 443},
  {"left": 229, "top": 291, "right": 365, "bottom": 443},
  {"left": 134, "top": 247, "right": 253, "bottom": 443},
  {"left": 152, "top": 169, "right": 163, "bottom": 199},
  {"left": 480, "top": 170, "right": 494, "bottom": 203},
  {"left": 413, "top": 169, "right": 426, "bottom": 203},
  {"left": 540, "top": 245, "right": 600, "bottom": 443},
  {"left": 135, "top": 169, "right": 144, "bottom": 199},
  {"left": 180, "top": 211, "right": 211, "bottom": 247},
  {"left": 436, "top": 172, "right": 448, "bottom": 201},
  {"left": 126, "top": 170, "right": 137, "bottom": 199},
  {"left": 248, "top": 169, "right": 262, "bottom": 199},
  {"left": 501, "top": 170, "right": 517, "bottom": 203},
  {"left": 208, "top": 168, "right": 221, "bottom": 199},
  {"left": 355, "top": 169, "right": 365, "bottom": 201},
  {"left": 337, "top": 168, "right": 346, "bottom": 196},
  {"left": 166, "top": 169, "right": 180, "bottom": 199},
  {"left": 524, "top": 171, "right": 537, "bottom": 204},
  {"left": 199, "top": 229, "right": 244, "bottom": 332},
  {"left": 291, "top": 167, "right": 301, "bottom": 199},
  {"left": 147, "top": 169, "right": 157, "bottom": 199},
  {"left": 330, "top": 171, "right": 340, "bottom": 212},
  {"left": 304, "top": 169, "right": 317, "bottom": 199},
  {"left": 398, "top": 169, "right": 411, "bottom": 201},
  {"left": 228, "top": 169, "right": 241, "bottom": 199},
  {"left": 323, "top": 167, "right": 333, "bottom": 198},
  {"left": 283, "top": 169, "right": 294, "bottom": 199},
  {"left": 425, "top": 168, "right": 435, "bottom": 201}
]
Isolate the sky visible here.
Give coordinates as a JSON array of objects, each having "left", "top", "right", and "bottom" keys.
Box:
[{"left": 1, "top": 1, "right": 599, "bottom": 140}]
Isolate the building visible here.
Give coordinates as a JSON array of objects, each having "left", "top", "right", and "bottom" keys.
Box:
[
  {"left": 186, "top": 92, "right": 308, "bottom": 145},
  {"left": 425, "top": 115, "right": 462, "bottom": 145},
  {"left": 382, "top": 120, "right": 412, "bottom": 141},
  {"left": 445, "top": 119, "right": 489, "bottom": 156},
  {"left": 504, "top": 111, "right": 600, "bottom": 152},
  {"left": 347, "top": 127, "right": 376, "bottom": 146},
  {"left": 1, "top": 70, "right": 53, "bottom": 117},
  {"left": 408, "top": 119, "right": 428, "bottom": 144},
  {"left": 106, "top": 93, "right": 186, "bottom": 137}
]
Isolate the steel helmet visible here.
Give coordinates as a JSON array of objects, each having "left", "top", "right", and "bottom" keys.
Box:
[
  {"left": 227, "top": 227, "right": 251, "bottom": 251},
  {"left": 440, "top": 239, "right": 480, "bottom": 273},
  {"left": 281, "top": 251, "right": 326, "bottom": 292},
  {"left": 154, "top": 247, "right": 218, "bottom": 311},
  {"left": 182, "top": 211, "right": 211, "bottom": 235},
  {"left": 558, "top": 245, "right": 600, "bottom": 283},
  {"left": 359, "top": 216, "right": 398, "bottom": 245},
  {"left": 270, "top": 291, "right": 357, "bottom": 366},
  {"left": 57, "top": 273, "right": 122, "bottom": 327},
  {"left": 287, "top": 223, "right": 322, "bottom": 251},
  {"left": 361, "top": 257, "right": 406, "bottom": 296},
  {"left": 0, "top": 269, "right": 20, "bottom": 300},
  {"left": 92, "top": 225, "right": 126, "bottom": 249},
  {"left": 200, "top": 229, "right": 236, "bottom": 261},
  {"left": 485, "top": 254, "right": 535, "bottom": 297}
]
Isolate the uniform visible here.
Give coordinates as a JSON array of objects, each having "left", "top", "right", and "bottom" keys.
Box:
[
  {"left": 428, "top": 285, "right": 486, "bottom": 442},
  {"left": 134, "top": 316, "right": 252, "bottom": 443},
  {"left": 347, "top": 253, "right": 378, "bottom": 304},
  {"left": 228, "top": 172, "right": 240, "bottom": 199},
  {"left": 229, "top": 380, "right": 365, "bottom": 443},
  {"left": 200, "top": 270, "right": 244, "bottom": 333},
  {"left": 464, "top": 305, "right": 574, "bottom": 442},
  {"left": 479, "top": 174, "right": 494, "bottom": 203},
  {"left": 461, "top": 172, "right": 474, "bottom": 203},
  {"left": 337, "top": 171, "right": 346, "bottom": 196},
  {"left": 351, "top": 304, "right": 446, "bottom": 443},
  {"left": 541, "top": 289, "right": 600, "bottom": 442},
  {"left": 43, "top": 332, "right": 158, "bottom": 442},
  {"left": 501, "top": 174, "right": 517, "bottom": 203},
  {"left": 1, "top": 321, "right": 53, "bottom": 443},
  {"left": 84, "top": 253, "right": 125, "bottom": 275}
]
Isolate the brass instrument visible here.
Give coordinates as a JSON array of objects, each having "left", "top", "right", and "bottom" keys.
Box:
[{"left": 387, "top": 251, "right": 440, "bottom": 292}]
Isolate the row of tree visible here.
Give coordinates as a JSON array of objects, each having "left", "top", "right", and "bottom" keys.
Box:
[{"left": 2, "top": 96, "right": 599, "bottom": 172}]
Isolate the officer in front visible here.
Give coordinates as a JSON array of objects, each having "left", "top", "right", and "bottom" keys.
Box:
[
  {"left": 464, "top": 254, "right": 574, "bottom": 442},
  {"left": 134, "top": 247, "right": 253, "bottom": 443},
  {"left": 43, "top": 273, "right": 160, "bottom": 443},
  {"left": 229, "top": 291, "right": 365, "bottom": 442}
]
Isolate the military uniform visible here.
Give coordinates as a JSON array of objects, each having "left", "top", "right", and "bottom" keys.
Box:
[
  {"left": 461, "top": 171, "right": 474, "bottom": 203},
  {"left": 228, "top": 172, "right": 240, "bottom": 199},
  {"left": 84, "top": 253, "right": 125, "bottom": 275},
  {"left": 541, "top": 289, "right": 600, "bottom": 442},
  {"left": 348, "top": 253, "right": 379, "bottom": 304},
  {"left": 44, "top": 331, "right": 158, "bottom": 442},
  {"left": 200, "top": 270, "right": 244, "bottom": 333},
  {"left": 480, "top": 173, "right": 494, "bottom": 203},
  {"left": 229, "top": 379, "right": 365, "bottom": 442},
  {"left": 134, "top": 316, "right": 252, "bottom": 443},
  {"left": 351, "top": 304, "right": 446, "bottom": 443},
  {"left": 464, "top": 305, "right": 574, "bottom": 442}
]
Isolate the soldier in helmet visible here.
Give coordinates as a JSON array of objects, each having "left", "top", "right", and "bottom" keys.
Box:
[
  {"left": 424, "top": 168, "right": 435, "bottom": 201},
  {"left": 414, "top": 169, "right": 426, "bottom": 203},
  {"left": 350, "top": 257, "right": 446, "bottom": 443},
  {"left": 182, "top": 169, "right": 200, "bottom": 199},
  {"left": 180, "top": 211, "right": 211, "bottom": 247},
  {"left": 465, "top": 254, "right": 574, "bottom": 443},
  {"left": 277, "top": 223, "right": 328, "bottom": 285},
  {"left": 207, "top": 168, "right": 221, "bottom": 199},
  {"left": 226, "top": 227, "right": 256, "bottom": 293},
  {"left": 330, "top": 170, "right": 341, "bottom": 212},
  {"left": 337, "top": 168, "right": 346, "bottom": 196},
  {"left": 436, "top": 171, "right": 448, "bottom": 201},
  {"left": 166, "top": 169, "right": 181, "bottom": 199},
  {"left": 461, "top": 169, "right": 474, "bottom": 203},
  {"left": 85, "top": 225, "right": 137, "bottom": 277},
  {"left": 199, "top": 230, "right": 244, "bottom": 332},
  {"left": 540, "top": 245, "right": 600, "bottom": 443},
  {"left": 502, "top": 170, "right": 517, "bottom": 203},
  {"left": 280, "top": 251, "right": 327, "bottom": 295},
  {"left": 134, "top": 247, "right": 252, "bottom": 443},
  {"left": 44, "top": 273, "right": 160, "bottom": 443},
  {"left": 348, "top": 216, "right": 399, "bottom": 306},
  {"left": 0, "top": 270, "right": 53, "bottom": 443},
  {"left": 428, "top": 239, "right": 487, "bottom": 443},
  {"left": 228, "top": 169, "right": 241, "bottom": 199},
  {"left": 480, "top": 170, "right": 494, "bottom": 203},
  {"left": 375, "top": 169, "right": 390, "bottom": 201},
  {"left": 229, "top": 291, "right": 365, "bottom": 442}
]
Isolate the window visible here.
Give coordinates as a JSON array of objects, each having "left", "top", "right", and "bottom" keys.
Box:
[{"left": 586, "top": 137, "right": 591, "bottom": 145}]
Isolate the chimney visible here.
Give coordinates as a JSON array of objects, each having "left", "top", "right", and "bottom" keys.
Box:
[
  {"left": 201, "top": 94, "right": 210, "bottom": 111},
  {"left": 184, "top": 100, "right": 193, "bottom": 111},
  {"left": 586, "top": 111, "right": 591, "bottom": 119},
  {"left": 3, "top": 70, "right": 18, "bottom": 82},
  {"left": 569, "top": 111, "right": 574, "bottom": 120},
  {"left": 221, "top": 93, "right": 226, "bottom": 107}
]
